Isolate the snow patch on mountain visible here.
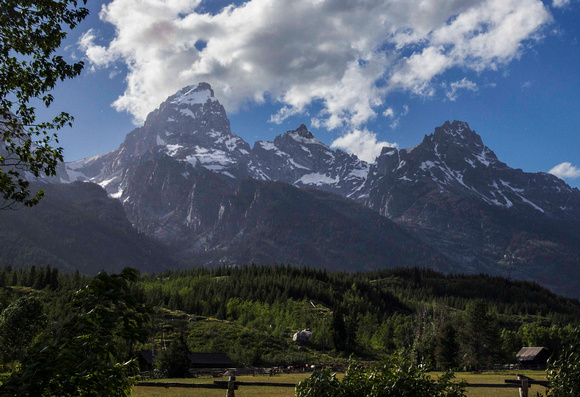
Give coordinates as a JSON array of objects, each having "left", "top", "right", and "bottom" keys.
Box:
[
  {"left": 475, "top": 148, "right": 492, "bottom": 166},
  {"left": 98, "top": 177, "right": 118, "bottom": 188},
  {"left": 518, "top": 194, "right": 545, "bottom": 212},
  {"left": 111, "top": 188, "right": 123, "bottom": 199},
  {"left": 215, "top": 136, "right": 241, "bottom": 152},
  {"left": 405, "top": 145, "right": 419, "bottom": 154},
  {"left": 185, "top": 155, "right": 198, "bottom": 166},
  {"left": 297, "top": 173, "right": 340, "bottom": 186},
  {"left": 500, "top": 180, "right": 524, "bottom": 193},
  {"left": 420, "top": 161, "right": 436, "bottom": 171},
  {"left": 179, "top": 109, "right": 195, "bottom": 118},
  {"left": 63, "top": 166, "right": 89, "bottom": 182},
  {"left": 289, "top": 132, "right": 327, "bottom": 147},
  {"left": 288, "top": 158, "right": 310, "bottom": 170},
  {"left": 346, "top": 167, "right": 369, "bottom": 180},
  {"left": 257, "top": 141, "right": 288, "bottom": 157},
  {"left": 166, "top": 144, "right": 183, "bottom": 157}
]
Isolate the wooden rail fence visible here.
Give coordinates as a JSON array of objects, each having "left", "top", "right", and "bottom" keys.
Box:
[{"left": 137, "top": 372, "right": 548, "bottom": 397}]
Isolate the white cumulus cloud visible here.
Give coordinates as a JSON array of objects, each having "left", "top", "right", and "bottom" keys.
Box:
[
  {"left": 382, "top": 105, "right": 409, "bottom": 129},
  {"left": 552, "top": 0, "right": 571, "bottom": 8},
  {"left": 445, "top": 78, "right": 478, "bottom": 101},
  {"left": 383, "top": 107, "right": 395, "bottom": 118},
  {"left": 549, "top": 162, "right": 580, "bottom": 179},
  {"left": 80, "top": 0, "right": 553, "bottom": 134},
  {"left": 331, "top": 129, "right": 397, "bottom": 163}
]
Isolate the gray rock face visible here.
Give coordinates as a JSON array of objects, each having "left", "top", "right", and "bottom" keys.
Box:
[
  {"left": 249, "top": 124, "right": 370, "bottom": 198},
  {"left": 105, "top": 148, "right": 450, "bottom": 270},
  {"left": 365, "top": 120, "right": 579, "bottom": 221}
]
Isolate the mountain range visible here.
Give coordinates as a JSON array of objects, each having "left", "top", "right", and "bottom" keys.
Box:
[{"left": 3, "top": 83, "right": 579, "bottom": 298}]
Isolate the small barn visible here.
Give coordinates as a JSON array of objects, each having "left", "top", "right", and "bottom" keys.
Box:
[
  {"left": 516, "top": 347, "right": 550, "bottom": 369},
  {"left": 137, "top": 350, "right": 154, "bottom": 372},
  {"left": 188, "top": 353, "right": 234, "bottom": 369}
]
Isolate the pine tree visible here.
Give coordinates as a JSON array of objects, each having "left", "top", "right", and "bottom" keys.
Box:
[
  {"left": 460, "top": 300, "right": 501, "bottom": 370},
  {"left": 156, "top": 333, "right": 191, "bottom": 378},
  {"left": 332, "top": 307, "right": 347, "bottom": 352},
  {"left": 436, "top": 322, "right": 460, "bottom": 370}
]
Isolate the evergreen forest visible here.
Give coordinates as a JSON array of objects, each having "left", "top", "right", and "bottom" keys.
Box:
[{"left": 1, "top": 264, "right": 579, "bottom": 373}]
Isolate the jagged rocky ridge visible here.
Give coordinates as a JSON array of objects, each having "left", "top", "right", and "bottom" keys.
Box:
[
  {"left": 62, "top": 83, "right": 370, "bottom": 200},
  {"left": 52, "top": 83, "right": 580, "bottom": 296},
  {"left": 63, "top": 84, "right": 579, "bottom": 221}
]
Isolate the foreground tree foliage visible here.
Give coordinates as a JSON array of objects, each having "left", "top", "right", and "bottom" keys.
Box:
[
  {"left": 0, "top": 268, "right": 151, "bottom": 396},
  {"left": 0, "top": 295, "right": 45, "bottom": 364},
  {"left": 545, "top": 326, "right": 580, "bottom": 397},
  {"left": 295, "top": 356, "right": 466, "bottom": 397},
  {"left": 0, "top": 0, "right": 88, "bottom": 208}
]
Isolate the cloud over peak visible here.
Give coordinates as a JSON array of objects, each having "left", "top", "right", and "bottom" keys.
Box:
[
  {"left": 331, "top": 129, "right": 397, "bottom": 163},
  {"left": 80, "top": 0, "right": 553, "bottom": 155},
  {"left": 549, "top": 162, "right": 580, "bottom": 179}
]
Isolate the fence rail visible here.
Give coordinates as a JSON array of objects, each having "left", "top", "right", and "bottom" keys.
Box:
[{"left": 137, "top": 372, "right": 547, "bottom": 397}]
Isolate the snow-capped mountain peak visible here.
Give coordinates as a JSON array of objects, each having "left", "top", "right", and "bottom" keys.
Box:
[
  {"left": 290, "top": 124, "right": 314, "bottom": 139},
  {"left": 170, "top": 82, "right": 216, "bottom": 106},
  {"left": 59, "top": 84, "right": 579, "bottom": 224},
  {"left": 367, "top": 120, "right": 578, "bottom": 220},
  {"left": 284, "top": 124, "right": 327, "bottom": 148}
]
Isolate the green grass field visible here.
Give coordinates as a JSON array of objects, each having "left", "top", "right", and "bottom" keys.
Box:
[{"left": 132, "top": 370, "right": 547, "bottom": 397}]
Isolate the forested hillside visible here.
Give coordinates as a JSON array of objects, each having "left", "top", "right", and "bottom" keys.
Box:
[
  {"left": 0, "top": 182, "right": 174, "bottom": 274},
  {"left": 1, "top": 265, "right": 578, "bottom": 371}
]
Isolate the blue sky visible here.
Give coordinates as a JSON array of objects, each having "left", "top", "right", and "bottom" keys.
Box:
[{"left": 41, "top": 0, "right": 579, "bottom": 188}]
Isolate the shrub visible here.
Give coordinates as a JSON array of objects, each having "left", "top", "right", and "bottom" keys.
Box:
[
  {"left": 545, "top": 326, "right": 580, "bottom": 396},
  {"left": 296, "top": 355, "right": 466, "bottom": 397}
]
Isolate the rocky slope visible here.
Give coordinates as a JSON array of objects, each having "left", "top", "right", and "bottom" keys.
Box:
[
  {"left": 365, "top": 120, "right": 579, "bottom": 220},
  {"left": 0, "top": 182, "right": 174, "bottom": 274},
  {"left": 94, "top": 146, "right": 451, "bottom": 271}
]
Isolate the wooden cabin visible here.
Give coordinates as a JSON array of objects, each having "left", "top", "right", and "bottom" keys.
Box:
[{"left": 516, "top": 347, "right": 550, "bottom": 369}]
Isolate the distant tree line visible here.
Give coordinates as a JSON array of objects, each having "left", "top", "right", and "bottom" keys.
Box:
[{"left": 135, "top": 265, "right": 580, "bottom": 369}]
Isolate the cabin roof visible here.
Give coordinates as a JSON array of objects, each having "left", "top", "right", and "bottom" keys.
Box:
[
  {"left": 516, "top": 347, "right": 548, "bottom": 361},
  {"left": 138, "top": 350, "right": 154, "bottom": 365},
  {"left": 188, "top": 352, "right": 234, "bottom": 366}
]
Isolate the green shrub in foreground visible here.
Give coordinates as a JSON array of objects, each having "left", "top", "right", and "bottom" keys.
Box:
[
  {"left": 295, "top": 355, "right": 466, "bottom": 397},
  {"left": 545, "top": 327, "right": 580, "bottom": 397}
]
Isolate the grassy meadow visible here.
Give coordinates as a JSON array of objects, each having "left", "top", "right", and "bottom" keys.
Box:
[{"left": 132, "top": 370, "right": 547, "bottom": 397}]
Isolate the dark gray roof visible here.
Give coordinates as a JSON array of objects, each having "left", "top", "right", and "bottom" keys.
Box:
[
  {"left": 138, "top": 350, "right": 154, "bottom": 365},
  {"left": 188, "top": 353, "right": 234, "bottom": 366},
  {"left": 516, "top": 347, "right": 547, "bottom": 361}
]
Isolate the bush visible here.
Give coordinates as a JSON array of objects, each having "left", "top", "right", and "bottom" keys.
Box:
[
  {"left": 296, "top": 355, "right": 466, "bottom": 397},
  {"left": 545, "top": 326, "right": 580, "bottom": 396},
  {"left": 0, "top": 295, "right": 46, "bottom": 363}
]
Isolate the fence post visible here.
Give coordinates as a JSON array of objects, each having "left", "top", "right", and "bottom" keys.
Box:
[
  {"left": 518, "top": 375, "right": 529, "bottom": 397},
  {"left": 226, "top": 369, "right": 236, "bottom": 397}
]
